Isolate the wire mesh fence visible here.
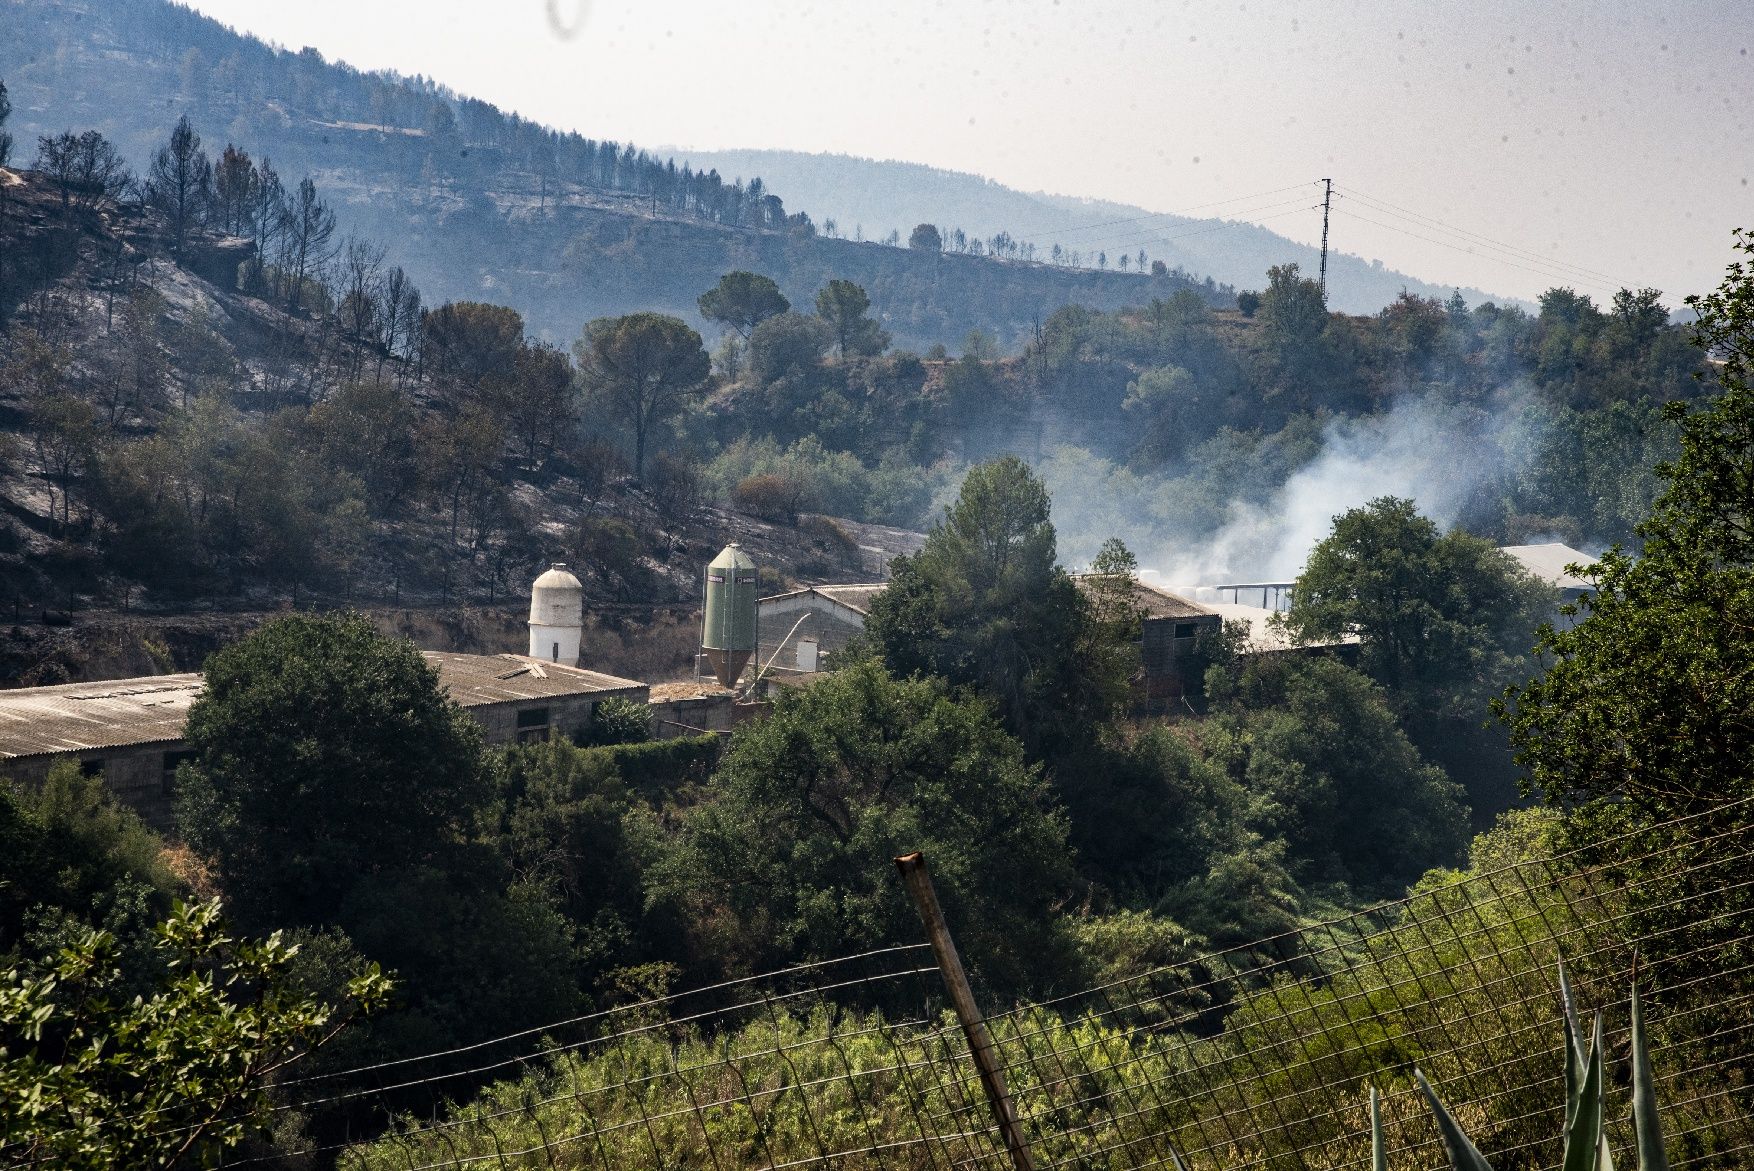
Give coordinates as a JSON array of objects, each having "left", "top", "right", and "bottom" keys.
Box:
[
  {"left": 256, "top": 802, "right": 1752, "bottom": 1171},
  {"left": 970, "top": 805, "right": 1754, "bottom": 1171}
]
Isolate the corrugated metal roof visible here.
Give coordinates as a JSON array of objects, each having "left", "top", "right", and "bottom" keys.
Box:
[
  {"left": 763, "top": 578, "right": 1214, "bottom": 622},
  {"left": 760, "top": 584, "right": 888, "bottom": 616},
  {"left": 810, "top": 585, "right": 887, "bottom": 613},
  {"left": 1500, "top": 544, "right": 1596, "bottom": 592},
  {"left": 0, "top": 674, "right": 204, "bottom": 758},
  {"left": 1074, "top": 575, "right": 1215, "bottom": 620},
  {"left": 424, "top": 652, "right": 645, "bottom": 706},
  {"left": 0, "top": 653, "right": 646, "bottom": 762},
  {"left": 1205, "top": 603, "right": 1361, "bottom": 652}
]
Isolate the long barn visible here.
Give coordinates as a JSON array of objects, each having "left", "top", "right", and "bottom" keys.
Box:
[{"left": 0, "top": 652, "right": 647, "bottom": 827}]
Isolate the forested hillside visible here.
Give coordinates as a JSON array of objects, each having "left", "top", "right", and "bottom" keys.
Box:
[
  {"left": 669, "top": 148, "right": 1511, "bottom": 315},
  {"left": 0, "top": 82, "right": 1700, "bottom": 640},
  {"left": 0, "top": 155, "right": 900, "bottom": 681},
  {"left": 0, "top": 0, "right": 1242, "bottom": 350},
  {"left": 2, "top": 20, "right": 1751, "bottom": 1161}
]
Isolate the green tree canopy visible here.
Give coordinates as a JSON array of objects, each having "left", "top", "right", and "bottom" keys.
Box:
[
  {"left": 420, "top": 300, "right": 525, "bottom": 392},
  {"left": 1256, "top": 262, "right": 1338, "bottom": 400},
  {"left": 1284, "top": 497, "right": 1551, "bottom": 820},
  {"left": 1259, "top": 262, "right": 1329, "bottom": 351},
  {"left": 1283, "top": 496, "right": 1552, "bottom": 716},
  {"left": 0, "top": 899, "right": 388, "bottom": 1169},
  {"left": 908, "top": 223, "right": 943, "bottom": 252},
  {"left": 574, "top": 312, "right": 710, "bottom": 482},
  {"left": 1051, "top": 723, "right": 1302, "bottom": 946},
  {"left": 0, "top": 763, "right": 181, "bottom": 960},
  {"left": 1505, "top": 230, "right": 1754, "bottom": 817},
  {"left": 1498, "top": 236, "right": 1754, "bottom": 1089},
  {"left": 697, "top": 270, "right": 790, "bottom": 340},
  {"left": 650, "top": 660, "right": 1075, "bottom": 994},
  {"left": 748, "top": 311, "right": 834, "bottom": 384},
  {"left": 814, "top": 279, "right": 890, "bottom": 359},
  {"left": 175, "top": 612, "right": 494, "bottom": 929},
  {"left": 1206, "top": 654, "right": 1470, "bottom": 893},
  {"left": 865, "top": 456, "right": 1127, "bottom": 758}
]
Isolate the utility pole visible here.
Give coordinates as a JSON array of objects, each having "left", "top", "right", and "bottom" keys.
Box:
[
  {"left": 1318, "top": 177, "right": 1333, "bottom": 303},
  {"left": 896, "top": 852, "right": 1037, "bottom": 1171}
]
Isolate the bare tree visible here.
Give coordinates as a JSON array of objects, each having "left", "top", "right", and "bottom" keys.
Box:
[
  {"left": 280, "top": 177, "right": 336, "bottom": 315},
  {"left": 500, "top": 341, "right": 575, "bottom": 468},
  {"left": 213, "top": 145, "right": 258, "bottom": 236},
  {"left": 147, "top": 115, "right": 214, "bottom": 251},
  {"left": 532, "top": 142, "right": 557, "bottom": 213},
  {"left": 335, "top": 236, "right": 385, "bottom": 372},
  {"left": 35, "top": 131, "right": 130, "bottom": 210},
  {"left": 98, "top": 288, "right": 168, "bottom": 429},
  {"left": 30, "top": 394, "right": 98, "bottom": 532},
  {"left": 373, "top": 265, "right": 421, "bottom": 376},
  {"left": 242, "top": 157, "right": 286, "bottom": 296}
]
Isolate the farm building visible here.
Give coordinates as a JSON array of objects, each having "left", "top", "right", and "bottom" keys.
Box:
[
  {"left": 1501, "top": 543, "right": 1595, "bottom": 627},
  {"left": 755, "top": 584, "right": 887, "bottom": 675},
  {"left": 0, "top": 650, "right": 647, "bottom": 828},
  {"left": 1076, "top": 575, "right": 1224, "bottom": 709},
  {"left": 755, "top": 577, "right": 1228, "bottom": 708}
]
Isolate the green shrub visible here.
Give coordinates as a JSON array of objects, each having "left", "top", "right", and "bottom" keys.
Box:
[
  {"left": 578, "top": 734, "right": 721, "bottom": 798},
  {"left": 583, "top": 695, "right": 652, "bottom": 746},
  {"left": 732, "top": 471, "right": 808, "bottom": 523}
]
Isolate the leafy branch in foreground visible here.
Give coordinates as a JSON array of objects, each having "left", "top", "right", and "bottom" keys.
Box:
[
  {"left": 0, "top": 898, "right": 390, "bottom": 1169},
  {"left": 1373, "top": 964, "right": 1669, "bottom": 1171}
]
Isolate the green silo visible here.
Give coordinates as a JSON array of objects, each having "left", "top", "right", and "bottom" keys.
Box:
[{"left": 702, "top": 543, "right": 758, "bottom": 687}]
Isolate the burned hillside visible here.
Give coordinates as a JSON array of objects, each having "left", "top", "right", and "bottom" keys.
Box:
[{"left": 0, "top": 160, "right": 899, "bottom": 685}]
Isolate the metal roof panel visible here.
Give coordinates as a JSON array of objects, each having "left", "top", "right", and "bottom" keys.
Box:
[{"left": 0, "top": 654, "right": 647, "bottom": 761}]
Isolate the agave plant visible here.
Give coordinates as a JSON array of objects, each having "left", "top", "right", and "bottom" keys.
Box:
[{"left": 1368, "top": 963, "right": 1669, "bottom": 1171}]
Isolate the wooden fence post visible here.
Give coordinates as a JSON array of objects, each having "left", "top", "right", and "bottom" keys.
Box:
[{"left": 894, "top": 850, "right": 1038, "bottom": 1171}]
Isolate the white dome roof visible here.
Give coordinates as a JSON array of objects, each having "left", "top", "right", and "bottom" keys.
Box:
[
  {"left": 530, "top": 564, "right": 584, "bottom": 626},
  {"left": 532, "top": 564, "right": 583, "bottom": 592}
]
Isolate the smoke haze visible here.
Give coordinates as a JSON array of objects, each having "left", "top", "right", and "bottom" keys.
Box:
[{"left": 1031, "top": 389, "right": 1540, "bottom": 590}]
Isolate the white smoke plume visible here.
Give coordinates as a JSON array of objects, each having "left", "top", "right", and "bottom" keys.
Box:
[
  {"left": 1033, "top": 388, "right": 1543, "bottom": 591},
  {"left": 1164, "top": 394, "right": 1528, "bottom": 586}
]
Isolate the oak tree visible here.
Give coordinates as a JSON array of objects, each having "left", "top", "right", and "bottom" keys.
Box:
[{"left": 175, "top": 613, "right": 494, "bottom": 929}]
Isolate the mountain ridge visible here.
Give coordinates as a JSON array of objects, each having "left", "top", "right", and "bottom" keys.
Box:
[
  {"left": 0, "top": 0, "right": 1237, "bottom": 351},
  {"left": 661, "top": 146, "right": 1522, "bottom": 315},
  {"left": 3, "top": 0, "right": 1515, "bottom": 350}
]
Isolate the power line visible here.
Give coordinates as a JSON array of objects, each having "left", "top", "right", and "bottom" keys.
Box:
[
  {"left": 64, "top": 946, "right": 942, "bottom": 1155},
  {"left": 1328, "top": 206, "right": 1626, "bottom": 295},
  {"left": 1335, "top": 183, "right": 1628, "bottom": 284},
  {"left": 1334, "top": 183, "right": 1641, "bottom": 290},
  {"left": 1024, "top": 177, "right": 1641, "bottom": 296}
]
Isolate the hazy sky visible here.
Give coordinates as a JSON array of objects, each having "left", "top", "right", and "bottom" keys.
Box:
[{"left": 184, "top": 0, "right": 1752, "bottom": 305}]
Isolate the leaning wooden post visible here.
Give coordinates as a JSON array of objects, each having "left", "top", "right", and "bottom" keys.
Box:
[{"left": 894, "top": 850, "right": 1038, "bottom": 1171}]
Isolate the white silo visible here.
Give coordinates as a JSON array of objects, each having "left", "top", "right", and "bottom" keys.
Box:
[{"left": 528, "top": 564, "right": 584, "bottom": 664}]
